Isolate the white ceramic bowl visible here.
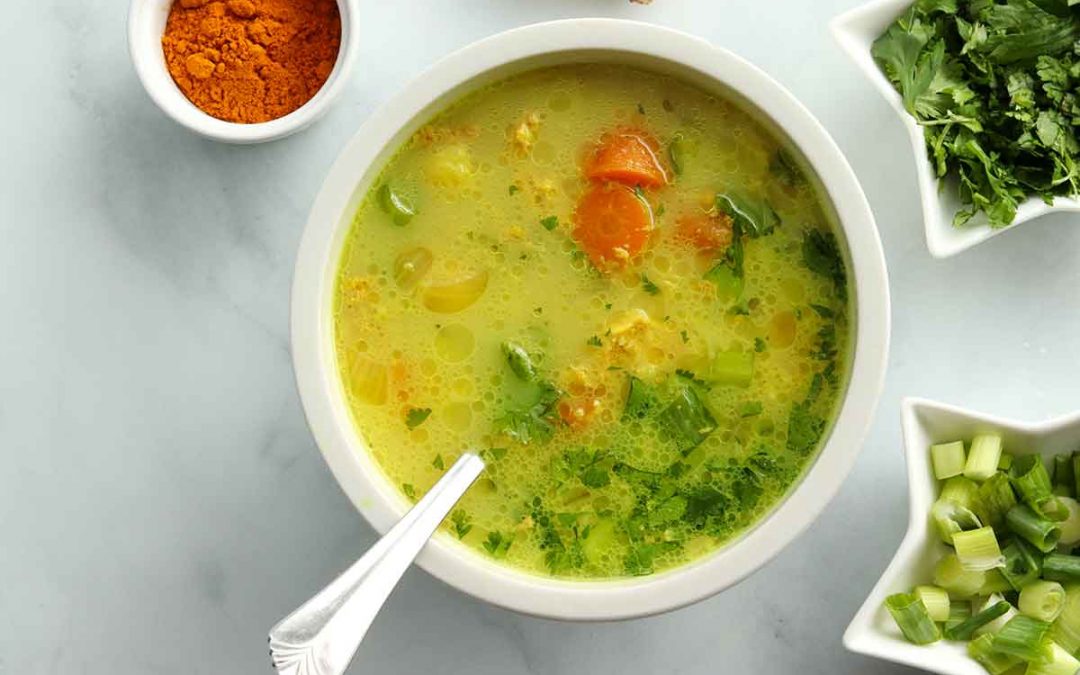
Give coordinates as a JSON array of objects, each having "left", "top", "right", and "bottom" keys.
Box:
[
  {"left": 846, "top": 398, "right": 1080, "bottom": 673},
  {"left": 291, "top": 18, "right": 891, "bottom": 621},
  {"left": 128, "top": 0, "right": 359, "bottom": 144},
  {"left": 831, "top": 0, "right": 1080, "bottom": 258}
]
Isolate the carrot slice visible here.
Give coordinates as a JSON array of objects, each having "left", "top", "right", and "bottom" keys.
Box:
[
  {"left": 572, "top": 184, "right": 653, "bottom": 267},
  {"left": 675, "top": 212, "right": 734, "bottom": 252},
  {"left": 585, "top": 129, "right": 668, "bottom": 187}
]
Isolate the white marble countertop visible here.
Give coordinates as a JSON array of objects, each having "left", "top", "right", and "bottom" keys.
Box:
[{"left": 5, "top": 1, "right": 1080, "bottom": 673}]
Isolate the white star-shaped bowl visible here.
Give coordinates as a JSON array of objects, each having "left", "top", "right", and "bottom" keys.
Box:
[
  {"left": 844, "top": 397, "right": 1080, "bottom": 673},
  {"left": 830, "top": 0, "right": 1080, "bottom": 258}
]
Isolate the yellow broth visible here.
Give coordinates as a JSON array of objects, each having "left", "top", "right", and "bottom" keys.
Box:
[{"left": 334, "top": 64, "right": 851, "bottom": 579}]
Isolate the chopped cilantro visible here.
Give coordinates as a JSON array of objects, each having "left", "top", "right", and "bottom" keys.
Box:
[
  {"left": 641, "top": 273, "right": 661, "bottom": 295},
  {"left": 508, "top": 184, "right": 519, "bottom": 195},
  {"left": 739, "top": 401, "right": 764, "bottom": 418},
  {"left": 680, "top": 329, "right": 690, "bottom": 344},
  {"left": 539, "top": 215, "right": 559, "bottom": 231},
  {"left": 405, "top": 407, "right": 432, "bottom": 429},
  {"left": 496, "top": 380, "right": 562, "bottom": 445},
  {"left": 586, "top": 335, "right": 603, "bottom": 347},
  {"left": 637, "top": 102, "right": 646, "bottom": 115},
  {"left": 401, "top": 483, "right": 416, "bottom": 500},
  {"left": 802, "top": 229, "right": 847, "bottom": 300},
  {"left": 432, "top": 453, "right": 444, "bottom": 470},
  {"left": 754, "top": 337, "right": 767, "bottom": 353},
  {"left": 482, "top": 531, "right": 513, "bottom": 558},
  {"left": 450, "top": 509, "right": 473, "bottom": 539}
]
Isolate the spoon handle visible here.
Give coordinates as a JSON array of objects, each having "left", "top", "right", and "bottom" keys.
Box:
[{"left": 268, "top": 453, "right": 485, "bottom": 675}]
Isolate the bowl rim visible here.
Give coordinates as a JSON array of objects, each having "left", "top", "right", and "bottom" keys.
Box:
[
  {"left": 844, "top": 397, "right": 1080, "bottom": 674},
  {"left": 126, "top": 0, "right": 360, "bottom": 144},
  {"left": 830, "top": 0, "right": 1080, "bottom": 259},
  {"left": 291, "top": 18, "right": 892, "bottom": 621}
]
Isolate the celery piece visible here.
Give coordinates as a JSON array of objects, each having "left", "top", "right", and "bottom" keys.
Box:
[
  {"left": 953, "top": 527, "right": 1005, "bottom": 572},
  {"left": 991, "top": 614, "right": 1054, "bottom": 663},
  {"left": 884, "top": 593, "right": 941, "bottom": 645},
  {"left": 1020, "top": 580, "right": 1067, "bottom": 623},
  {"left": 914, "top": 585, "right": 950, "bottom": 623},
  {"left": 704, "top": 263, "right": 743, "bottom": 303},
  {"left": 965, "top": 433, "right": 1003, "bottom": 481},
  {"left": 932, "top": 441, "right": 967, "bottom": 480},
  {"left": 968, "top": 634, "right": 1022, "bottom": 675}
]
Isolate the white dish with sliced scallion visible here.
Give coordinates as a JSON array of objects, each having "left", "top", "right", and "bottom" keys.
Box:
[{"left": 847, "top": 399, "right": 1080, "bottom": 675}]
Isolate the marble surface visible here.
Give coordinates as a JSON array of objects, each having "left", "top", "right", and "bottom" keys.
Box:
[{"left": 5, "top": 1, "right": 1080, "bottom": 673}]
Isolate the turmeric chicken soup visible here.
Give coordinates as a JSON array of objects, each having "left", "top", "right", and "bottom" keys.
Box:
[{"left": 334, "top": 64, "right": 851, "bottom": 579}]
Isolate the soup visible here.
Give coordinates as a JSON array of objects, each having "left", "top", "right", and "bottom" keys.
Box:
[{"left": 334, "top": 64, "right": 851, "bottom": 579}]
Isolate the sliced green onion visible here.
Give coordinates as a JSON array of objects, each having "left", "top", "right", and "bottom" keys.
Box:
[
  {"left": 913, "top": 585, "right": 950, "bottom": 623},
  {"left": 999, "top": 452, "right": 1014, "bottom": 472},
  {"left": 991, "top": 614, "right": 1054, "bottom": 664},
  {"left": 708, "top": 350, "right": 754, "bottom": 388},
  {"left": 1025, "top": 642, "right": 1080, "bottom": 675},
  {"left": 1006, "top": 504, "right": 1062, "bottom": 553},
  {"left": 884, "top": 593, "right": 941, "bottom": 645},
  {"left": 1001, "top": 538, "right": 1044, "bottom": 591},
  {"left": 966, "top": 433, "right": 1003, "bottom": 482},
  {"left": 1011, "top": 455, "right": 1067, "bottom": 521},
  {"left": 973, "top": 594, "right": 1018, "bottom": 637},
  {"left": 978, "top": 472, "right": 1018, "bottom": 531},
  {"left": 1043, "top": 554, "right": 1080, "bottom": 584},
  {"left": 953, "top": 527, "right": 1005, "bottom": 572},
  {"left": 935, "top": 553, "right": 987, "bottom": 599},
  {"left": 932, "top": 476, "right": 984, "bottom": 543},
  {"left": 947, "top": 602, "right": 972, "bottom": 633},
  {"left": 1074, "top": 453, "right": 1080, "bottom": 502},
  {"left": 945, "top": 600, "right": 1011, "bottom": 641},
  {"left": 1050, "top": 584, "right": 1080, "bottom": 653},
  {"left": 932, "top": 441, "right": 967, "bottom": 480},
  {"left": 968, "top": 633, "right": 1023, "bottom": 675},
  {"left": 1020, "top": 580, "right": 1067, "bottom": 623},
  {"left": 377, "top": 184, "right": 417, "bottom": 226},
  {"left": 979, "top": 569, "right": 1014, "bottom": 596},
  {"left": 1054, "top": 454, "right": 1075, "bottom": 498},
  {"left": 1057, "top": 497, "right": 1080, "bottom": 546}
]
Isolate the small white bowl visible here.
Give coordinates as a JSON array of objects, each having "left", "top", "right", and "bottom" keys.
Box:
[
  {"left": 830, "top": 0, "right": 1080, "bottom": 258},
  {"left": 128, "top": 0, "right": 359, "bottom": 144},
  {"left": 291, "top": 18, "right": 891, "bottom": 621},
  {"left": 845, "top": 397, "right": 1080, "bottom": 674}
]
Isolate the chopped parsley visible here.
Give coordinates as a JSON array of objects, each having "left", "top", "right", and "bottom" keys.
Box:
[{"left": 482, "top": 530, "right": 513, "bottom": 558}]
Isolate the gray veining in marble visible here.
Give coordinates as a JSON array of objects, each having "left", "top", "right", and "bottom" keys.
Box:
[{"left": 4, "top": 1, "right": 1080, "bottom": 673}]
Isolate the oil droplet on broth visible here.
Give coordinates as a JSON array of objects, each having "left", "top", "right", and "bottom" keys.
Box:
[{"left": 435, "top": 324, "right": 475, "bottom": 362}]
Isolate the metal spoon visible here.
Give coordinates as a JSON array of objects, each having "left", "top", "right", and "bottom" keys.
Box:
[{"left": 268, "top": 453, "right": 485, "bottom": 675}]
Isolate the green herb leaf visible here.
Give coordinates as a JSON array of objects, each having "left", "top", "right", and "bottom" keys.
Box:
[
  {"left": 401, "top": 483, "right": 416, "bottom": 500},
  {"left": 432, "top": 453, "right": 444, "bottom": 470},
  {"left": 623, "top": 375, "right": 658, "bottom": 420},
  {"left": 586, "top": 335, "right": 603, "bottom": 347},
  {"left": 482, "top": 531, "right": 513, "bottom": 558},
  {"left": 716, "top": 192, "right": 780, "bottom": 238},
  {"left": 405, "top": 407, "right": 432, "bottom": 429},
  {"left": 641, "top": 273, "right": 661, "bottom": 295},
  {"left": 502, "top": 341, "right": 538, "bottom": 381},
  {"left": 451, "top": 509, "right": 473, "bottom": 539},
  {"left": 802, "top": 229, "right": 847, "bottom": 300},
  {"left": 539, "top": 215, "right": 559, "bottom": 231}
]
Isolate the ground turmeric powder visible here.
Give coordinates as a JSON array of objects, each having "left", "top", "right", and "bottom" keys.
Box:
[{"left": 161, "top": 0, "right": 341, "bottom": 124}]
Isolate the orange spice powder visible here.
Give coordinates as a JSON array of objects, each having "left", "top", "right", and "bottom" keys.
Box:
[{"left": 161, "top": 0, "right": 341, "bottom": 124}]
